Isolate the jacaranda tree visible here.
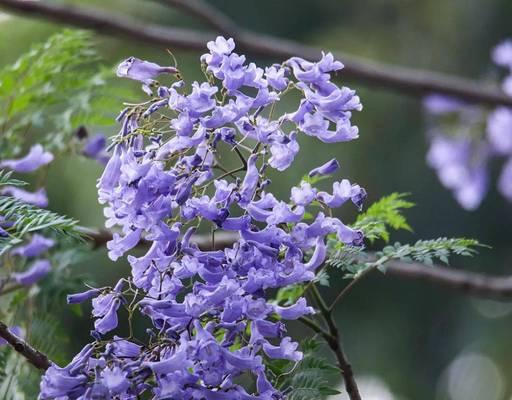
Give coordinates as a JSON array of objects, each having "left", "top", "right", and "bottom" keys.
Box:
[{"left": 0, "top": 30, "right": 497, "bottom": 400}]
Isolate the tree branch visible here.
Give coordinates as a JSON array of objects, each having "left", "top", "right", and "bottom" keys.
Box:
[
  {"left": 151, "top": 0, "right": 239, "bottom": 38},
  {"left": 0, "top": 0, "right": 511, "bottom": 107},
  {"left": 385, "top": 260, "right": 512, "bottom": 299},
  {"left": 0, "top": 320, "right": 52, "bottom": 370},
  {"left": 83, "top": 228, "right": 512, "bottom": 300},
  {"left": 310, "top": 285, "right": 362, "bottom": 400}
]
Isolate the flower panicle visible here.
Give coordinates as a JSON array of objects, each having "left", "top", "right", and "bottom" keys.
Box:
[{"left": 39, "top": 36, "right": 366, "bottom": 400}]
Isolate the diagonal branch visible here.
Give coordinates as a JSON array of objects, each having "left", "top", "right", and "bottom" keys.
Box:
[
  {"left": 310, "top": 284, "right": 361, "bottom": 400},
  {"left": 0, "top": 0, "right": 511, "bottom": 107},
  {"left": 0, "top": 320, "right": 52, "bottom": 370},
  {"left": 151, "top": 0, "right": 239, "bottom": 37},
  {"left": 0, "top": 0, "right": 209, "bottom": 51}
]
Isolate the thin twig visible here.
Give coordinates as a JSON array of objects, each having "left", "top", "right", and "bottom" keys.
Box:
[
  {"left": 329, "top": 255, "right": 390, "bottom": 310},
  {"left": 0, "top": 283, "right": 22, "bottom": 296},
  {"left": 329, "top": 264, "right": 379, "bottom": 311},
  {"left": 0, "top": 320, "right": 52, "bottom": 370},
  {"left": 297, "top": 316, "right": 330, "bottom": 338},
  {"left": 0, "top": 0, "right": 511, "bottom": 107},
  {"left": 310, "top": 285, "right": 362, "bottom": 400}
]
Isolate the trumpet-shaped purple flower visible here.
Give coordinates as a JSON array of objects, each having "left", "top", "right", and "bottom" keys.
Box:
[
  {"left": 67, "top": 288, "right": 101, "bottom": 305},
  {"left": 92, "top": 294, "right": 121, "bottom": 335},
  {"left": 83, "top": 133, "right": 109, "bottom": 165},
  {"left": 117, "top": 57, "right": 177, "bottom": 83},
  {"left": 11, "top": 234, "right": 54, "bottom": 258},
  {"left": 308, "top": 158, "right": 340, "bottom": 177},
  {"left": 321, "top": 180, "right": 367, "bottom": 209},
  {"left": 291, "top": 182, "right": 317, "bottom": 206},
  {"left": 269, "top": 133, "right": 299, "bottom": 171},
  {"left": 0, "top": 144, "right": 53, "bottom": 173},
  {"left": 39, "top": 344, "right": 93, "bottom": 399},
  {"left": 263, "top": 337, "right": 302, "bottom": 361},
  {"left": 1, "top": 186, "right": 48, "bottom": 207},
  {"left": 265, "top": 65, "right": 289, "bottom": 91},
  {"left": 12, "top": 259, "right": 51, "bottom": 286}
]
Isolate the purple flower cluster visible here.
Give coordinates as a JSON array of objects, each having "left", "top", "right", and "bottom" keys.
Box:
[
  {"left": 424, "top": 39, "right": 512, "bottom": 210},
  {"left": 0, "top": 144, "right": 56, "bottom": 285},
  {"left": 40, "top": 37, "right": 365, "bottom": 399},
  {"left": 0, "top": 124, "right": 110, "bottom": 286}
]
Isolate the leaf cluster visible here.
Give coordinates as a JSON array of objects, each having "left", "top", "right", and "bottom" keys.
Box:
[
  {"left": 379, "top": 237, "right": 482, "bottom": 265},
  {"left": 0, "top": 30, "right": 113, "bottom": 158},
  {"left": 270, "top": 339, "right": 341, "bottom": 400},
  {"left": 353, "top": 192, "right": 414, "bottom": 242},
  {"left": 0, "top": 194, "right": 83, "bottom": 255}
]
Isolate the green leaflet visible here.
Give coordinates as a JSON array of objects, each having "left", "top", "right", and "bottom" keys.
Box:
[
  {"left": 272, "top": 339, "right": 341, "bottom": 400},
  {"left": 0, "top": 195, "right": 83, "bottom": 255},
  {"left": 0, "top": 170, "right": 26, "bottom": 188},
  {"left": 353, "top": 192, "right": 414, "bottom": 242},
  {"left": 0, "top": 29, "right": 111, "bottom": 158},
  {"left": 379, "top": 237, "right": 483, "bottom": 266}
]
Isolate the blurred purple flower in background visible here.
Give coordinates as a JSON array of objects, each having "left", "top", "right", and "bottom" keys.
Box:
[
  {"left": 82, "top": 133, "right": 110, "bottom": 165},
  {"left": 424, "top": 39, "right": 512, "bottom": 209},
  {"left": 0, "top": 186, "right": 48, "bottom": 207},
  {"left": 0, "top": 144, "right": 53, "bottom": 173},
  {"left": 12, "top": 259, "right": 51, "bottom": 286}
]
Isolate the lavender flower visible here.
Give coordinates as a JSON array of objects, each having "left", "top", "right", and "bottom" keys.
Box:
[
  {"left": 492, "top": 39, "right": 512, "bottom": 69},
  {"left": 12, "top": 259, "right": 51, "bottom": 286},
  {"left": 11, "top": 234, "right": 54, "bottom": 258},
  {"left": 498, "top": 158, "right": 512, "bottom": 200},
  {"left": 308, "top": 158, "right": 340, "bottom": 177},
  {"left": 0, "top": 144, "right": 53, "bottom": 173},
  {"left": 426, "top": 135, "right": 489, "bottom": 210},
  {"left": 67, "top": 288, "right": 101, "bottom": 304},
  {"left": 487, "top": 107, "right": 512, "bottom": 154},
  {"left": 0, "top": 186, "right": 48, "bottom": 207},
  {"left": 83, "top": 133, "right": 109, "bottom": 165},
  {"left": 117, "top": 57, "right": 177, "bottom": 85},
  {"left": 424, "top": 94, "right": 464, "bottom": 114},
  {"left": 424, "top": 39, "right": 512, "bottom": 209}
]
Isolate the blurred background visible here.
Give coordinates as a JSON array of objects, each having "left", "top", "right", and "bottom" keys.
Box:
[{"left": 1, "top": 1, "right": 511, "bottom": 399}]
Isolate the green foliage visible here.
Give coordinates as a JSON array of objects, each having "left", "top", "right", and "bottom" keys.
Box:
[
  {"left": 0, "top": 347, "right": 8, "bottom": 382},
  {"left": 379, "top": 237, "right": 482, "bottom": 265},
  {"left": 327, "top": 194, "right": 482, "bottom": 280},
  {"left": 0, "top": 170, "right": 27, "bottom": 188},
  {"left": 0, "top": 29, "right": 112, "bottom": 158},
  {"left": 0, "top": 29, "right": 113, "bottom": 398},
  {"left": 275, "top": 284, "right": 305, "bottom": 306},
  {"left": 274, "top": 339, "right": 340, "bottom": 400},
  {"left": 38, "top": 245, "right": 93, "bottom": 310},
  {"left": 327, "top": 241, "right": 365, "bottom": 272},
  {"left": 0, "top": 195, "right": 83, "bottom": 255},
  {"left": 18, "top": 315, "right": 68, "bottom": 398},
  {"left": 354, "top": 192, "right": 414, "bottom": 242}
]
